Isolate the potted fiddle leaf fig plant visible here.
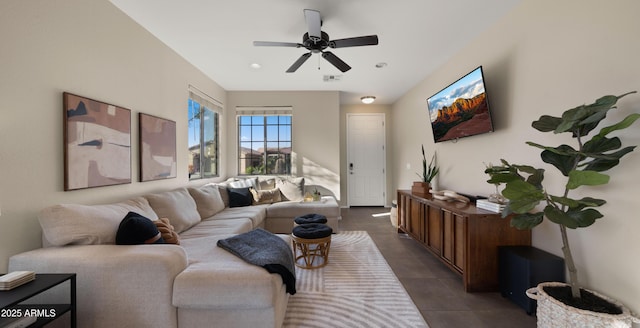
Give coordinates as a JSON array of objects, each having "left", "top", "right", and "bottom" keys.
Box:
[
  {"left": 412, "top": 144, "right": 439, "bottom": 197},
  {"left": 484, "top": 92, "right": 640, "bottom": 327}
]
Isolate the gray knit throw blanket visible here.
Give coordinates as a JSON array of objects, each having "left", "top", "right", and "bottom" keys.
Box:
[{"left": 217, "top": 228, "right": 296, "bottom": 294}]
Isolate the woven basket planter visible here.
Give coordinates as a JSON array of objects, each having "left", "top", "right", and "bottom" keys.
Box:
[{"left": 526, "top": 282, "right": 639, "bottom": 328}]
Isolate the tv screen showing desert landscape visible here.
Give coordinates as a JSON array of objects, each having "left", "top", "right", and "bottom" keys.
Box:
[{"left": 427, "top": 66, "right": 493, "bottom": 143}]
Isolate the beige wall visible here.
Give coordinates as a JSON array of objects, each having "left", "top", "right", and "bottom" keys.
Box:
[
  {"left": 0, "top": 0, "right": 227, "bottom": 270},
  {"left": 3, "top": 0, "right": 639, "bottom": 316},
  {"left": 391, "top": 0, "right": 640, "bottom": 314},
  {"left": 226, "top": 91, "right": 341, "bottom": 199}
]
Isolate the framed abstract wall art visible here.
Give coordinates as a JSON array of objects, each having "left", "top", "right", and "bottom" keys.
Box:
[
  {"left": 63, "top": 92, "right": 131, "bottom": 191},
  {"left": 139, "top": 113, "right": 177, "bottom": 182}
]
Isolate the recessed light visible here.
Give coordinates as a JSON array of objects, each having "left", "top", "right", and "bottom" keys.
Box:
[{"left": 250, "top": 63, "right": 261, "bottom": 69}]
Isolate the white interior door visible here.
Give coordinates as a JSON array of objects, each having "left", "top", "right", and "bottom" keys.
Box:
[{"left": 347, "top": 113, "right": 386, "bottom": 206}]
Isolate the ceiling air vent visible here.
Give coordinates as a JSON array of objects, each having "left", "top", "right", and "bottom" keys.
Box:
[{"left": 323, "top": 75, "right": 342, "bottom": 82}]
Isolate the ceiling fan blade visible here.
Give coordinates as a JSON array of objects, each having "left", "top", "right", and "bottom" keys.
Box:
[
  {"left": 330, "top": 35, "right": 379, "bottom": 48},
  {"left": 286, "top": 53, "right": 312, "bottom": 73},
  {"left": 304, "top": 9, "right": 322, "bottom": 41},
  {"left": 253, "top": 41, "right": 301, "bottom": 47},
  {"left": 322, "top": 51, "right": 351, "bottom": 72}
]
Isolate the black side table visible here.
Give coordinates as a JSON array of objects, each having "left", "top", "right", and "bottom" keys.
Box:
[{"left": 0, "top": 273, "right": 76, "bottom": 327}]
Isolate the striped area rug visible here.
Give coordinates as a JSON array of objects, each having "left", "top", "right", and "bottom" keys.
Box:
[{"left": 284, "top": 231, "right": 429, "bottom": 328}]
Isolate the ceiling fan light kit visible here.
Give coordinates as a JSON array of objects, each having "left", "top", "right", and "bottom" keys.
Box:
[
  {"left": 361, "top": 96, "right": 376, "bottom": 104},
  {"left": 253, "top": 9, "right": 379, "bottom": 73}
]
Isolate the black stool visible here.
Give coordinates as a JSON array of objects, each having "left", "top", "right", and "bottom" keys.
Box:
[
  {"left": 294, "top": 213, "right": 328, "bottom": 225},
  {"left": 291, "top": 223, "right": 332, "bottom": 269}
]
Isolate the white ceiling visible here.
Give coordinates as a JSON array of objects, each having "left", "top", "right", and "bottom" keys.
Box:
[{"left": 109, "top": 0, "right": 522, "bottom": 105}]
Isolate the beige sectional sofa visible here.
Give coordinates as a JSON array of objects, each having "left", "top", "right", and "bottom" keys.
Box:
[{"left": 8, "top": 177, "right": 340, "bottom": 328}]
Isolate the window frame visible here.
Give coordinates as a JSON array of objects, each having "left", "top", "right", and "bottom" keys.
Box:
[
  {"left": 236, "top": 108, "right": 292, "bottom": 176},
  {"left": 188, "top": 90, "right": 221, "bottom": 180}
]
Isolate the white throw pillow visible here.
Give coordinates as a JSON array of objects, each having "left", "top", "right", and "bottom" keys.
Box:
[
  {"left": 228, "top": 177, "right": 258, "bottom": 189},
  {"left": 277, "top": 177, "right": 305, "bottom": 201},
  {"left": 39, "top": 197, "right": 158, "bottom": 246}
]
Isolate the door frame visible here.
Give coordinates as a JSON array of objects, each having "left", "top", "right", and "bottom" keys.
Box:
[{"left": 346, "top": 113, "right": 387, "bottom": 207}]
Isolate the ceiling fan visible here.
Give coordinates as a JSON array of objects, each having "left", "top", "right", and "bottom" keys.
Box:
[{"left": 253, "top": 9, "right": 379, "bottom": 73}]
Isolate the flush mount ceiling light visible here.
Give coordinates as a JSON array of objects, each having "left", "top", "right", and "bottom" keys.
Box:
[
  {"left": 361, "top": 96, "right": 376, "bottom": 104},
  {"left": 249, "top": 63, "right": 262, "bottom": 69}
]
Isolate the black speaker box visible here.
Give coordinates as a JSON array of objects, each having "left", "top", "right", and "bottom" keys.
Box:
[{"left": 498, "top": 246, "right": 565, "bottom": 315}]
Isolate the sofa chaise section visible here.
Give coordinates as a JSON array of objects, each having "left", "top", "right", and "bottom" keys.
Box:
[
  {"left": 173, "top": 234, "right": 291, "bottom": 328},
  {"left": 265, "top": 196, "right": 340, "bottom": 233},
  {"left": 9, "top": 244, "right": 187, "bottom": 328}
]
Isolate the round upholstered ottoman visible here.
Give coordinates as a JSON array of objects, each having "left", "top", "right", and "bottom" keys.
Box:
[
  {"left": 291, "top": 223, "right": 332, "bottom": 269},
  {"left": 294, "top": 213, "right": 328, "bottom": 226}
]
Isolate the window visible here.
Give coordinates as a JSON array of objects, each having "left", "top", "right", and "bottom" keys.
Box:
[
  {"left": 188, "top": 88, "right": 220, "bottom": 180},
  {"left": 237, "top": 107, "right": 292, "bottom": 175}
]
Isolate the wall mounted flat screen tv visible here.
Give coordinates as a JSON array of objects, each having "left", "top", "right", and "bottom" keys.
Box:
[{"left": 427, "top": 66, "right": 494, "bottom": 143}]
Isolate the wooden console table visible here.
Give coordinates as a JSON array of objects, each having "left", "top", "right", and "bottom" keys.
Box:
[{"left": 397, "top": 190, "right": 531, "bottom": 292}]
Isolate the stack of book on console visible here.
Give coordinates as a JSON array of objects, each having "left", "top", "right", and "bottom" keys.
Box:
[
  {"left": 476, "top": 199, "right": 506, "bottom": 213},
  {"left": 0, "top": 271, "right": 35, "bottom": 291}
]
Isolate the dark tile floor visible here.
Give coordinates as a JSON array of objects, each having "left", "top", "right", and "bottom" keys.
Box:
[{"left": 337, "top": 206, "right": 537, "bottom": 328}]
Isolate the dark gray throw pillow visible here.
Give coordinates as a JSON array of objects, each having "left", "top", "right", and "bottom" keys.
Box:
[
  {"left": 116, "top": 211, "right": 165, "bottom": 245},
  {"left": 228, "top": 187, "right": 253, "bottom": 207}
]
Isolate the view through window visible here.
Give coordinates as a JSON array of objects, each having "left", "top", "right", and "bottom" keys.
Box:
[
  {"left": 188, "top": 90, "right": 220, "bottom": 180},
  {"left": 237, "top": 110, "right": 292, "bottom": 175}
]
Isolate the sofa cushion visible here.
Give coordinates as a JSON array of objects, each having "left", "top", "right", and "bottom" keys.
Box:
[
  {"left": 250, "top": 187, "right": 282, "bottom": 205},
  {"left": 266, "top": 197, "right": 340, "bottom": 219},
  {"left": 228, "top": 187, "right": 253, "bottom": 207},
  {"left": 276, "top": 177, "right": 305, "bottom": 201},
  {"left": 179, "top": 219, "right": 253, "bottom": 240},
  {"left": 39, "top": 196, "right": 158, "bottom": 246},
  {"left": 146, "top": 188, "right": 201, "bottom": 233},
  {"left": 228, "top": 177, "right": 257, "bottom": 189},
  {"left": 188, "top": 184, "right": 225, "bottom": 218},
  {"left": 207, "top": 205, "right": 268, "bottom": 228}
]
